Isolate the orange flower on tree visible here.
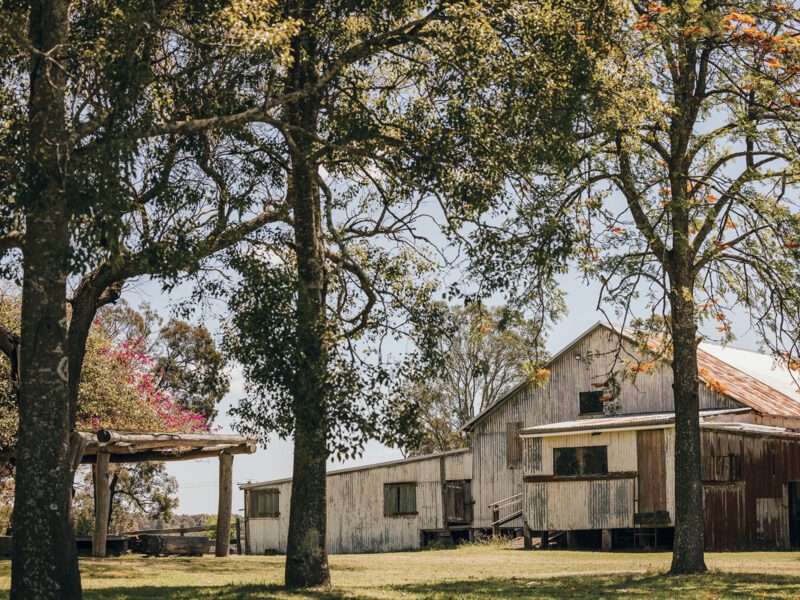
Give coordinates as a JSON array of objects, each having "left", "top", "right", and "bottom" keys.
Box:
[
  {"left": 649, "top": 1, "right": 669, "bottom": 14},
  {"left": 706, "top": 377, "right": 729, "bottom": 394},
  {"left": 724, "top": 12, "right": 757, "bottom": 25},
  {"left": 766, "top": 57, "right": 783, "bottom": 69}
]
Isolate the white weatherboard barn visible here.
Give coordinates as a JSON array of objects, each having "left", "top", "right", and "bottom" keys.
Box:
[{"left": 241, "top": 322, "right": 800, "bottom": 554}]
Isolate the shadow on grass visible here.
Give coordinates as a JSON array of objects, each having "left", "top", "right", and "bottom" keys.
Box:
[
  {"left": 77, "top": 571, "right": 800, "bottom": 599},
  {"left": 81, "top": 556, "right": 283, "bottom": 578},
  {"left": 84, "top": 583, "right": 368, "bottom": 600},
  {"left": 392, "top": 571, "right": 800, "bottom": 599}
]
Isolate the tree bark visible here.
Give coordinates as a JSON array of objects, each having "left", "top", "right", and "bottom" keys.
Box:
[
  {"left": 283, "top": 2, "right": 331, "bottom": 585},
  {"left": 12, "top": 1, "right": 82, "bottom": 596},
  {"left": 669, "top": 285, "right": 707, "bottom": 574}
]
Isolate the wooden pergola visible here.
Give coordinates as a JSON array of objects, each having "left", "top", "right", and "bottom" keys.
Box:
[{"left": 77, "top": 429, "right": 257, "bottom": 558}]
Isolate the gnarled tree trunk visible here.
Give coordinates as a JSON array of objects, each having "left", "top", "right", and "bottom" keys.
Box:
[
  {"left": 669, "top": 282, "right": 707, "bottom": 574},
  {"left": 12, "top": 1, "right": 83, "bottom": 597},
  {"left": 283, "top": 1, "right": 331, "bottom": 587}
]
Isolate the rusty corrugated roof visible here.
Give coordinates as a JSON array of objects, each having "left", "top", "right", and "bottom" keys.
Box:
[{"left": 697, "top": 349, "right": 800, "bottom": 417}]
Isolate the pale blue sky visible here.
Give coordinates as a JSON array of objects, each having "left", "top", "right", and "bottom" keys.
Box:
[{"left": 125, "top": 267, "right": 762, "bottom": 516}]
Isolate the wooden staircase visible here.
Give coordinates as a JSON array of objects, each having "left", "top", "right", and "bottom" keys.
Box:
[{"left": 489, "top": 493, "right": 523, "bottom": 535}]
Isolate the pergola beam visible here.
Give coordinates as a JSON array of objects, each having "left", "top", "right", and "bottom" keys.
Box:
[{"left": 79, "top": 443, "right": 256, "bottom": 464}]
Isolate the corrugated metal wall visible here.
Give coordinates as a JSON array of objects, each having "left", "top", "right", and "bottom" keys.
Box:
[
  {"left": 702, "top": 430, "right": 800, "bottom": 550},
  {"left": 523, "top": 430, "right": 639, "bottom": 531},
  {"left": 245, "top": 450, "right": 472, "bottom": 554},
  {"left": 525, "top": 479, "right": 635, "bottom": 530}
]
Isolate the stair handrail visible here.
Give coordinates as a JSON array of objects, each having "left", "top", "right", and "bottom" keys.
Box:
[{"left": 488, "top": 492, "right": 523, "bottom": 510}]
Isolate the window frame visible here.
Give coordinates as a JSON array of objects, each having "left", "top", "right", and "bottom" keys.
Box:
[
  {"left": 384, "top": 481, "right": 418, "bottom": 517},
  {"left": 249, "top": 488, "right": 281, "bottom": 518},
  {"left": 507, "top": 421, "right": 523, "bottom": 468},
  {"left": 553, "top": 445, "right": 609, "bottom": 477}
]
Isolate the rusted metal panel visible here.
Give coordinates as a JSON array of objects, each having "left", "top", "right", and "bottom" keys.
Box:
[
  {"left": 701, "top": 429, "right": 800, "bottom": 549},
  {"left": 703, "top": 482, "right": 745, "bottom": 550},
  {"left": 756, "top": 496, "right": 789, "bottom": 548},
  {"left": 637, "top": 429, "right": 667, "bottom": 513}
]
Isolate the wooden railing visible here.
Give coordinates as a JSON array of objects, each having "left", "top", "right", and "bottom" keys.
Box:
[{"left": 489, "top": 492, "right": 523, "bottom": 535}]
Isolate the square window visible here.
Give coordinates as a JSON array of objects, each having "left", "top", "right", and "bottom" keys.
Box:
[
  {"left": 553, "top": 446, "right": 608, "bottom": 477},
  {"left": 384, "top": 482, "right": 417, "bottom": 516},
  {"left": 579, "top": 391, "right": 605, "bottom": 415}
]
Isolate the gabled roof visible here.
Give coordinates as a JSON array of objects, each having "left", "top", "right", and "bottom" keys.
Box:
[
  {"left": 462, "top": 321, "right": 800, "bottom": 432},
  {"left": 461, "top": 322, "right": 611, "bottom": 432}
]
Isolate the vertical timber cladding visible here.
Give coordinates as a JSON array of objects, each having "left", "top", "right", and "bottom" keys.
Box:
[
  {"left": 636, "top": 430, "right": 668, "bottom": 516},
  {"left": 243, "top": 449, "right": 473, "bottom": 554}
]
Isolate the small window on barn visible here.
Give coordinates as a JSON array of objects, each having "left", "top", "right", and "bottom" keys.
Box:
[
  {"left": 384, "top": 482, "right": 417, "bottom": 516},
  {"left": 250, "top": 489, "right": 280, "bottom": 518},
  {"left": 701, "top": 455, "right": 741, "bottom": 483},
  {"left": 579, "top": 391, "right": 604, "bottom": 416},
  {"left": 553, "top": 446, "right": 608, "bottom": 477},
  {"left": 507, "top": 421, "right": 523, "bottom": 468}
]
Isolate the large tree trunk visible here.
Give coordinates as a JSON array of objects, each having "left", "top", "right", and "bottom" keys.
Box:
[
  {"left": 12, "top": 1, "right": 82, "bottom": 597},
  {"left": 283, "top": 2, "right": 330, "bottom": 587},
  {"left": 669, "top": 286, "right": 707, "bottom": 574}
]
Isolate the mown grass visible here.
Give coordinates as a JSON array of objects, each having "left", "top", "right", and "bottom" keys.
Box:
[{"left": 1, "top": 544, "right": 800, "bottom": 598}]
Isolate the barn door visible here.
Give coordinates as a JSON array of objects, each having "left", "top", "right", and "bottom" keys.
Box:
[
  {"left": 444, "top": 481, "right": 473, "bottom": 524},
  {"left": 636, "top": 430, "right": 667, "bottom": 516}
]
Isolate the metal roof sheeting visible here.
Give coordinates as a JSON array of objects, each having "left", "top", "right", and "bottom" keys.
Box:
[
  {"left": 696, "top": 349, "right": 800, "bottom": 417},
  {"left": 519, "top": 409, "right": 751, "bottom": 437}
]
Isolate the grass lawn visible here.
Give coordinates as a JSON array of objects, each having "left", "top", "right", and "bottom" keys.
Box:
[{"left": 2, "top": 544, "right": 800, "bottom": 599}]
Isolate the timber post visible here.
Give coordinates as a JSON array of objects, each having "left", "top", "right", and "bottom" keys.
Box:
[
  {"left": 215, "top": 452, "right": 233, "bottom": 557},
  {"left": 92, "top": 452, "right": 111, "bottom": 557},
  {"left": 602, "top": 529, "right": 612, "bottom": 551},
  {"left": 523, "top": 520, "right": 532, "bottom": 550},
  {"left": 235, "top": 516, "right": 242, "bottom": 555}
]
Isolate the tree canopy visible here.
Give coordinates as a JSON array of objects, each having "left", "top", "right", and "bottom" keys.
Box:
[
  {"left": 0, "top": 293, "right": 212, "bottom": 445},
  {"left": 404, "top": 303, "right": 549, "bottom": 456},
  {"left": 471, "top": 0, "right": 800, "bottom": 574}
]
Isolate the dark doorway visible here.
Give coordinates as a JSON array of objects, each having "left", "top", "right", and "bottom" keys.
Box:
[
  {"left": 789, "top": 482, "right": 800, "bottom": 547},
  {"left": 444, "top": 480, "right": 473, "bottom": 525}
]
